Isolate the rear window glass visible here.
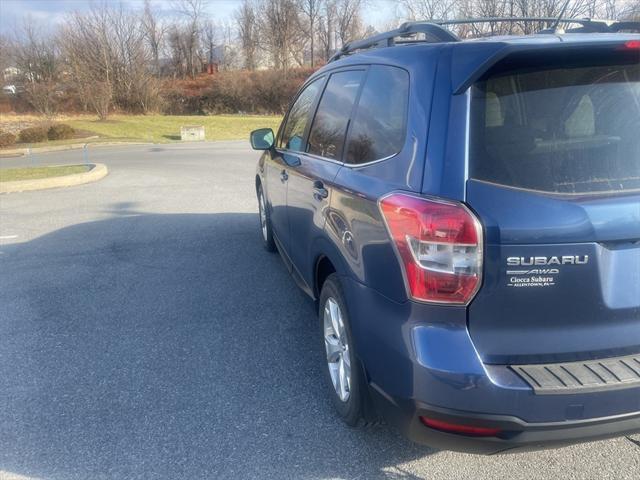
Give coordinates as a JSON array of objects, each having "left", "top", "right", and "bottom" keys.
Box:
[
  {"left": 470, "top": 62, "right": 640, "bottom": 194},
  {"left": 345, "top": 65, "right": 409, "bottom": 164},
  {"left": 307, "top": 70, "right": 364, "bottom": 160}
]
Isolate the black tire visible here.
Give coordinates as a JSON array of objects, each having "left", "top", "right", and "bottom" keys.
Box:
[
  {"left": 319, "top": 273, "right": 373, "bottom": 427},
  {"left": 257, "top": 183, "right": 276, "bottom": 252}
]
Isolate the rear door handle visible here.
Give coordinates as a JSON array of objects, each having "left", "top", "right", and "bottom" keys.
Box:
[
  {"left": 280, "top": 170, "right": 288, "bottom": 183},
  {"left": 313, "top": 181, "right": 328, "bottom": 200}
]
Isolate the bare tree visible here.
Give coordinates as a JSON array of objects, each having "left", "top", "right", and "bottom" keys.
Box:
[
  {"left": 218, "top": 20, "right": 242, "bottom": 70},
  {"left": 113, "top": 6, "right": 161, "bottom": 112},
  {"left": 61, "top": 6, "right": 115, "bottom": 118},
  {"left": 173, "top": 0, "right": 208, "bottom": 77},
  {"left": 90, "top": 81, "right": 113, "bottom": 120},
  {"left": 399, "top": 0, "right": 459, "bottom": 21},
  {"left": 473, "top": 0, "right": 510, "bottom": 35},
  {"left": 13, "top": 19, "right": 61, "bottom": 117},
  {"left": 236, "top": 0, "right": 259, "bottom": 70},
  {"left": 203, "top": 19, "right": 218, "bottom": 66},
  {"left": 507, "top": 0, "right": 599, "bottom": 34},
  {"left": 396, "top": 0, "right": 636, "bottom": 36},
  {"left": 334, "top": 0, "right": 365, "bottom": 45},
  {"left": 261, "top": 0, "right": 304, "bottom": 71},
  {"left": 0, "top": 35, "right": 14, "bottom": 77},
  {"left": 61, "top": 3, "right": 160, "bottom": 118},
  {"left": 315, "top": 0, "right": 369, "bottom": 61},
  {"left": 318, "top": 0, "right": 337, "bottom": 62},
  {"left": 142, "top": 0, "right": 166, "bottom": 74},
  {"left": 619, "top": 0, "right": 640, "bottom": 19},
  {"left": 299, "top": 0, "right": 322, "bottom": 66},
  {"left": 167, "top": 27, "right": 185, "bottom": 77},
  {"left": 23, "top": 82, "right": 59, "bottom": 117},
  {"left": 13, "top": 20, "right": 59, "bottom": 84}
]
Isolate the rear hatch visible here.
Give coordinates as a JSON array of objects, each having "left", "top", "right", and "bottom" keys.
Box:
[{"left": 465, "top": 44, "right": 640, "bottom": 365}]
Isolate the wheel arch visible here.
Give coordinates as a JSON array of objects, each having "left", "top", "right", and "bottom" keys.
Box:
[
  {"left": 311, "top": 236, "right": 352, "bottom": 298},
  {"left": 315, "top": 254, "right": 337, "bottom": 300}
]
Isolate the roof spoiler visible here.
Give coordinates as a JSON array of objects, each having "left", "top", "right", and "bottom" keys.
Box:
[{"left": 451, "top": 40, "right": 640, "bottom": 95}]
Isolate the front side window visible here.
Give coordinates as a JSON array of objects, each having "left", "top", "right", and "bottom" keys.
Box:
[
  {"left": 345, "top": 66, "right": 409, "bottom": 164},
  {"left": 279, "top": 78, "right": 323, "bottom": 152},
  {"left": 307, "top": 70, "right": 364, "bottom": 160},
  {"left": 470, "top": 59, "right": 640, "bottom": 194}
]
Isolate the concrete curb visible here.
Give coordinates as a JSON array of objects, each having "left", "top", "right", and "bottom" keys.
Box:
[
  {"left": 0, "top": 163, "right": 108, "bottom": 194},
  {"left": 0, "top": 141, "right": 153, "bottom": 158}
]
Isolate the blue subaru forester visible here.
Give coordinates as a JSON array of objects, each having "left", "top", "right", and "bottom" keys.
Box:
[{"left": 250, "top": 18, "right": 640, "bottom": 454}]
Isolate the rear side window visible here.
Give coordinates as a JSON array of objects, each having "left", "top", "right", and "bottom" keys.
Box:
[
  {"left": 470, "top": 61, "right": 640, "bottom": 194},
  {"left": 345, "top": 66, "right": 409, "bottom": 164},
  {"left": 307, "top": 70, "right": 364, "bottom": 160},
  {"left": 279, "top": 78, "right": 323, "bottom": 152}
]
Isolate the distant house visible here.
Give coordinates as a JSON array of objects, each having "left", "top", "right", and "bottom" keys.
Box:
[
  {"left": 202, "top": 62, "right": 219, "bottom": 75},
  {"left": 203, "top": 45, "right": 225, "bottom": 73},
  {"left": 3, "top": 67, "right": 20, "bottom": 82}
]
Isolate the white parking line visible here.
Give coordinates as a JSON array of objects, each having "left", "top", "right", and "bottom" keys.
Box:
[
  {"left": 0, "top": 470, "right": 42, "bottom": 480},
  {"left": 0, "top": 235, "right": 18, "bottom": 240}
]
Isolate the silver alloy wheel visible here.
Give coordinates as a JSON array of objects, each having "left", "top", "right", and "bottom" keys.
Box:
[
  {"left": 258, "top": 190, "right": 268, "bottom": 241},
  {"left": 323, "top": 297, "right": 351, "bottom": 402}
]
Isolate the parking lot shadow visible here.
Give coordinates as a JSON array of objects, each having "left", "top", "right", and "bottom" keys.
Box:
[{"left": 0, "top": 212, "right": 434, "bottom": 480}]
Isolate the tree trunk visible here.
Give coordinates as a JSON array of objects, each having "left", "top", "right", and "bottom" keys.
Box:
[{"left": 310, "top": 19, "right": 314, "bottom": 67}]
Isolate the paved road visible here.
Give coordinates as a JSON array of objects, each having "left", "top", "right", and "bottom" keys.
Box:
[{"left": 0, "top": 143, "right": 638, "bottom": 480}]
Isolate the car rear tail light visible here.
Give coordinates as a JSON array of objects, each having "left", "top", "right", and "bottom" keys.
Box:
[
  {"left": 379, "top": 193, "right": 483, "bottom": 304},
  {"left": 623, "top": 40, "right": 640, "bottom": 50},
  {"left": 419, "top": 416, "right": 501, "bottom": 437}
]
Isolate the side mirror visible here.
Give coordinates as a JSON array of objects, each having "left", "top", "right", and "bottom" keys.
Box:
[{"left": 250, "top": 128, "right": 275, "bottom": 150}]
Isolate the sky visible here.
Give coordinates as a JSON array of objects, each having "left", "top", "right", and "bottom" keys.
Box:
[{"left": 0, "top": 0, "right": 403, "bottom": 36}]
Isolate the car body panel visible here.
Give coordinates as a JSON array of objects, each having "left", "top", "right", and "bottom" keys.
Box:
[
  {"left": 287, "top": 152, "right": 342, "bottom": 290},
  {"left": 340, "top": 276, "right": 640, "bottom": 424},
  {"left": 466, "top": 184, "right": 640, "bottom": 365},
  {"left": 264, "top": 150, "right": 291, "bottom": 253}
]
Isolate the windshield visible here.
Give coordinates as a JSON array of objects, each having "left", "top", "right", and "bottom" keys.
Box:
[{"left": 470, "top": 61, "right": 640, "bottom": 194}]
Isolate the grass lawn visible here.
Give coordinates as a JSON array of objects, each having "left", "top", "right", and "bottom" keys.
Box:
[
  {"left": 67, "top": 114, "right": 282, "bottom": 143},
  {"left": 0, "top": 114, "right": 283, "bottom": 147},
  {"left": 0, "top": 165, "right": 90, "bottom": 182}
]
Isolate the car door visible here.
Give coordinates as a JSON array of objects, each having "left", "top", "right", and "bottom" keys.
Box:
[
  {"left": 286, "top": 69, "right": 366, "bottom": 288},
  {"left": 266, "top": 77, "right": 324, "bottom": 257}
]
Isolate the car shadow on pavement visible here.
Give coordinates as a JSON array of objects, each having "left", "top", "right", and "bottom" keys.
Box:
[{"left": 0, "top": 211, "right": 436, "bottom": 480}]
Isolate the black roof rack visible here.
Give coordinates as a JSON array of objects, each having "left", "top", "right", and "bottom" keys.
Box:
[
  {"left": 436, "top": 17, "right": 640, "bottom": 34},
  {"left": 434, "top": 17, "right": 616, "bottom": 29},
  {"left": 328, "top": 18, "right": 640, "bottom": 62},
  {"left": 329, "top": 22, "right": 459, "bottom": 62}
]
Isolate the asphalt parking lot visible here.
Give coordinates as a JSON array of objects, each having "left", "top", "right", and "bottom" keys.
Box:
[{"left": 0, "top": 142, "right": 638, "bottom": 480}]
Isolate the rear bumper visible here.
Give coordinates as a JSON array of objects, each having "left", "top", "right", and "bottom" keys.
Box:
[
  {"left": 370, "top": 388, "right": 640, "bottom": 454},
  {"left": 340, "top": 276, "right": 640, "bottom": 453}
]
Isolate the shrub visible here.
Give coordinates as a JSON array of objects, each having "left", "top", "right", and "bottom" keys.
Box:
[
  {"left": 162, "top": 88, "right": 204, "bottom": 115},
  {"left": 25, "top": 81, "right": 60, "bottom": 118},
  {"left": 90, "top": 81, "right": 113, "bottom": 120},
  {"left": 18, "top": 126, "right": 49, "bottom": 144},
  {"left": 0, "top": 130, "right": 17, "bottom": 148},
  {"left": 47, "top": 124, "right": 75, "bottom": 140},
  {"left": 161, "top": 68, "right": 317, "bottom": 115}
]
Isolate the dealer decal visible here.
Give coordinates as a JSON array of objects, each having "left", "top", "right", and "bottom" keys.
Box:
[{"left": 505, "top": 256, "right": 588, "bottom": 288}]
